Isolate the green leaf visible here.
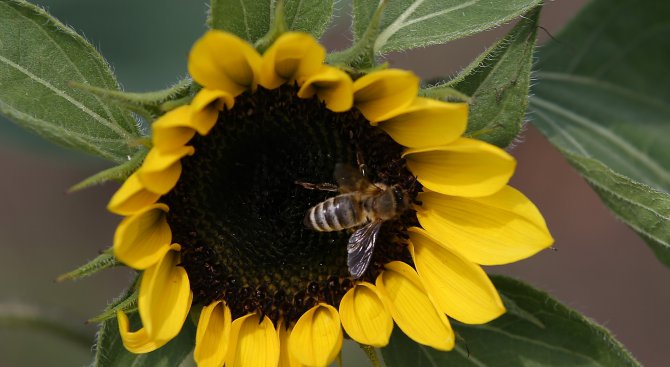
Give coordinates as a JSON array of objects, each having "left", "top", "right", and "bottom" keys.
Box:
[
  {"left": 381, "top": 276, "right": 640, "bottom": 367},
  {"left": 0, "top": 0, "right": 141, "bottom": 163},
  {"left": 209, "top": 0, "right": 334, "bottom": 43},
  {"left": 283, "top": 0, "right": 334, "bottom": 40},
  {"left": 56, "top": 248, "right": 119, "bottom": 283},
  {"left": 530, "top": 0, "right": 670, "bottom": 267},
  {"left": 352, "top": 0, "right": 542, "bottom": 54},
  {"left": 92, "top": 283, "right": 195, "bottom": 367},
  {"left": 435, "top": 6, "right": 539, "bottom": 148},
  {"left": 561, "top": 151, "right": 670, "bottom": 267}
]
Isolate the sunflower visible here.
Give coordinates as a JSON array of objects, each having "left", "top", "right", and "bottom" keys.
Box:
[{"left": 107, "top": 30, "right": 553, "bottom": 367}]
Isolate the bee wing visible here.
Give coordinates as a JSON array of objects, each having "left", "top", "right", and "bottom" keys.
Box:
[
  {"left": 347, "top": 219, "right": 383, "bottom": 279},
  {"left": 334, "top": 163, "right": 375, "bottom": 193}
]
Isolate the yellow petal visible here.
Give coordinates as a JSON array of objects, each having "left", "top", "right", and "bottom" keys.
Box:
[
  {"left": 113, "top": 203, "right": 171, "bottom": 270},
  {"left": 403, "top": 138, "right": 516, "bottom": 197},
  {"left": 260, "top": 32, "right": 326, "bottom": 90},
  {"left": 190, "top": 89, "right": 235, "bottom": 135},
  {"left": 117, "top": 310, "right": 166, "bottom": 354},
  {"left": 297, "top": 66, "right": 354, "bottom": 112},
  {"left": 152, "top": 105, "right": 197, "bottom": 152},
  {"left": 188, "top": 30, "right": 262, "bottom": 96},
  {"left": 289, "top": 303, "right": 343, "bottom": 367},
  {"left": 339, "top": 282, "right": 392, "bottom": 347},
  {"left": 138, "top": 250, "right": 192, "bottom": 341},
  {"left": 417, "top": 186, "right": 553, "bottom": 265},
  {"left": 137, "top": 145, "right": 194, "bottom": 195},
  {"left": 376, "top": 98, "right": 467, "bottom": 148},
  {"left": 375, "top": 262, "right": 454, "bottom": 351},
  {"left": 195, "top": 301, "right": 232, "bottom": 367},
  {"left": 408, "top": 227, "right": 505, "bottom": 324},
  {"left": 278, "top": 321, "right": 303, "bottom": 367},
  {"left": 107, "top": 172, "right": 160, "bottom": 216},
  {"left": 226, "top": 314, "right": 280, "bottom": 367},
  {"left": 353, "top": 69, "right": 419, "bottom": 122}
]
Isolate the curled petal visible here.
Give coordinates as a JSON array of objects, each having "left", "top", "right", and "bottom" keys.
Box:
[
  {"left": 408, "top": 227, "right": 505, "bottom": 324},
  {"left": 137, "top": 145, "right": 195, "bottom": 195},
  {"left": 188, "top": 30, "right": 262, "bottom": 95},
  {"left": 403, "top": 138, "right": 516, "bottom": 197},
  {"left": 417, "top": 186, "right": 554, "bottom": 265},
  {"left": 339, "top": 282, "right": 392, "bottom": 347},
  {"left": 226, "top": 314, "right": 280, "bottom": 367},
  {"left": 376, "top": 98, "right": 467, "bottom": 148},
  {"left": 190, "top": 89, "right": 235, "bottom": 135},
  {"left": 117, "top": 310, "right": 166, "bottom": 354},
  {"left": 297, "top": 66, "right": 354, "bottom": 112},
  {"left": 353, "top": 69, "right": 419, "bottom": 122},
  {"left": 260, "top": 32, "right": 326, "bottom": 89},
  {"left": 107, "top": 172, "right": 160, "bottom": 216},
  {"left": 113, "top": 203, "right": 171, "bottom": 270},
  {"left": 289, "top": 303, "right": 343, "bottom": 367},
  {"left": 376, "top": 262, "right": 454, "bottom": 351},
  {"left": 278, "top": 321, "right": 303, "bottom": 367},
  {"left": 152, "top": 105, "right": 197, "bottom": 152},
  {"left": 138, "top": 250, "right": 193, "bottom": 340},
  {"left": 195, "top": 301, "right": 232, "bottom": 367}
]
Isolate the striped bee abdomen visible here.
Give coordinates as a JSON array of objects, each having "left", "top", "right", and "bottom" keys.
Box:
[{"left": 304, "top": 193, "right": 365, "bottom": 231}]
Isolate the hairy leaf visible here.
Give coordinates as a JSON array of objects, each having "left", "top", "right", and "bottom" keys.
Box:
[
  {"left": 530, "top": 0, "right": 670, "bottom": 267},
  {"left": 353, "top": 0, "right": 542, "bottom": 54},
  {"left": 0, "top": 0, "right": 141, "bottom": 163},
  {"left": 382, "top": 276, "right": 639, "bottom": 367}
]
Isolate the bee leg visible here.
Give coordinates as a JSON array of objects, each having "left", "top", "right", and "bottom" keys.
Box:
[
  {"left": 356, "top": 151, "right": 369, "bottom": 177},
  {"left": 294, "top": 181, "right": 339, "bottom": 192}
]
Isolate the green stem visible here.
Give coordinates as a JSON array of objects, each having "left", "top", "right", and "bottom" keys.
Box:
[
  {"left": 359, "top": 344, "right": 382, "bottom": 367},
  {"left": 0, "top": 303, "right": 91, "bottom": 349}
]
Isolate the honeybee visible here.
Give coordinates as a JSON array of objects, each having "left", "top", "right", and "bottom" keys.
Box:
[{"left": 300, "top": 163, "right": 412, "bottom": 278}]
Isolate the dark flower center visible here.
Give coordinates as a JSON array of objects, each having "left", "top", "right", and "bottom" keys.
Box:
[{"left": 164, "top": 85, "right": 418, "bottom": 322}]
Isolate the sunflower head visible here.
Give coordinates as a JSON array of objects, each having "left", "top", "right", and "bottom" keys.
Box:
[{"left": 107, "top": 30, "right": 553, "bottom": 367}]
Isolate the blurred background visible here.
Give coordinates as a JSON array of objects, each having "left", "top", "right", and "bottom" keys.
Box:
[{"left": 1, "top": 0, "right": 668, "bottom": 366}]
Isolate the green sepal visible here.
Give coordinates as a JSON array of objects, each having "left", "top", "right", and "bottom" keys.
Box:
[
  {"left": 56, "top": 247, "right": 119, "bottom": 283},
  {"left": 419, "top": 85, "right": 471, "bottom": 103},
  {"left": 254, "top": 0, "right": 289, "bottom": 53},
  {"left": 70, "top": 79, "right": 193, "bottom": 120},
  {"left": 88, "top": 279, "right": 139, "bottom": 324},
  {"left": 327, "top": 1, "right": 386, "bottom": 69},
  {"left": 68, "top": 147, "right": 148, "bottom": 192},
  {"left": 381, "top": 275, "right": 640, "bottom": 367},
  {"left": 444, "top": 5, "right": 540, "bottom": 148}
]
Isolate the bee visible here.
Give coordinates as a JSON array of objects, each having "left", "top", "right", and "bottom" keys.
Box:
[{"left": 299, "top": 163, "right": 412, "bottom": 278}]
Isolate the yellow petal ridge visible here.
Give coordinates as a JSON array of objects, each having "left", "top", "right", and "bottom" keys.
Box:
[
  {"left": 152, "top": 105, "right": 197, "bottom": 152},
  {"left": 403, "top": 138, "right": 516, "bottom": 197},
  {"left": 188, "top": 30, "right": 262, "bottom": 96},
  {"left": 408, "top": 227, "right": 505, "bottom": 324},
  {"left": 353, "top": 69, "right": 419, "bottom": 122},
  {"left": 297, "top": 66, "right": 354, "bottom": 112},
  {"left": 137, "top": 145, "right": 195, "bottom": 195},
  {"left": 107, "top": 172, "right": 160, "bottom": 216},
  {"left": 377, "top": 98, "right": 468, "bottom": 148},
  {"left": 195, "top": 301, "right": 232, "bottom": 367},
  {"left": 260, "top": 32, "right": 326, "bottom": 90},
  {"left": 339, "top": 282, "right": 393, "bottom": 347},
  {"left": 113, "top": 203, "right": 171, "bottom": 270},
  {"left": 375, "top": 261, "right": 454, "bottom": 351},
  {"left": 226, "top": 314, "right": 280, "bottom": 367},
  {"left": 190, "top": 89, "right": 235, "bottom": 135},
  {"left": 417, "top": 186, "right": 554, "bottom": 265},
  {"left": 278, "top": 321, "right": 303, "bottom": 367},
  {"left": 117, "top": 310, "right": 167, "bottom": 354},
  {"left": 138, "top": 250, "right": 193, "bottom": 340},
  {"left": 289, "top": 303, "right": 343, "bottom": 367}
]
